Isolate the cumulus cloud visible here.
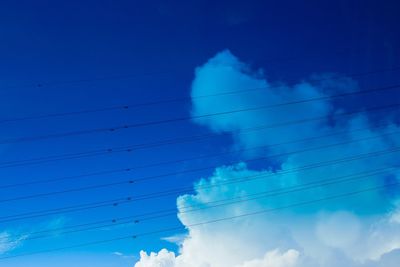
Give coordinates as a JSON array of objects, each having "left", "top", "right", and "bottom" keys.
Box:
[
  {"left": 316, "top": 211, "right": 361, "bottom": 249},
  {"left": 134, "top": 249, "right": 176, "bottom": 267},
  {"left": 133, "top": 50, "right": 400, "bottom": 267},
  {"left": 238, "top": 249, "right": 299, "bottom": 267}
]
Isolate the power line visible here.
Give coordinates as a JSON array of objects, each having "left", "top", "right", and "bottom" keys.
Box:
[
  {"left": 0, "top": 130, "right": 398, "bottom": 203},
  {"left": 0, "top": 112, "right": 393, "bottom": 171},
  {"left": 0, "top": 145, "right": 398, "bottom": 224},
  {"left": 0, "top": 168, "right": 131, "bottom": 189},
  {"left": 0, "top": 121, "right": 394, "bottom": 193},
  {"left": 0, "top": 47, "right": 357, "bottom": 92},
  {"left": 0, "top": 181, "right": 397, "bottom": 260},
  {"left": 0, "top": 119, "right": 396, "bottom": 189},
  {"left": 1, "top": 165, "right": 394, "bottom": 243},
  {"left": 0, "top": 196, "right": 133, "bottom": 224},
  {"left": 0, "top": 96, "right": 397, "bottom": 170},
  {"left": 1, "top": 66, "right": 399, "bottom": 125},
  {"left": 0, "top": 70, "right": 171, "bottom": 91},
  {"left": 1, "top": 84, "right": 400, "bottom": 145},
  {"left": 0, "top": 54, "right": 398, "bottom": 259}
]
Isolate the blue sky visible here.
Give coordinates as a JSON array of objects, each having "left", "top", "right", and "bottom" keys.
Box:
[{"left": 0, "top": 1, "right": 400, "bottom": 266}]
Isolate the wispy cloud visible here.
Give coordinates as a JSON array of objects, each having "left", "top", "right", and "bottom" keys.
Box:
[
  {"left": 112, "top": 251, "right": 137, "bottom": 260},
  {"left": 0, "top": 231, "right": 28, "bottom": 255},
  {"left": 0, "top": 216, "right": 69, "bottom": 255}
]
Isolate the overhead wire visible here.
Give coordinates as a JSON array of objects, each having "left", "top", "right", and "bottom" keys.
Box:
[
  {"left": 0, "top": 89, "right": 400, "bottom": 172},
  {"left": 0, "top": 165, "right": 395, "bottom": 243},
  {"left": 0, "top": 95, "right": 399, "bottom": 170},
  {"left": 0, "top": 47, "right": 355, "bottom": 92},
  {"left": 0, "top": 66, "right": 399, "bottom": 125},
  {"left": 0, "top": 145, "right": 398, "bottom": 223},
  {"left": 0, "top": 83, "right": 400, "bottom": 145},
  {"left": 0, "top": 54, "right": 398, "bottom": 260},
  {"left": 0, "top": 129, "right": 399, "bottom": 203},
  {"left": 0, "top": 117, "right": 397, "bottom": 190},
  {"left": 0, "top": 180, "right": 398, "bottom": 260}
]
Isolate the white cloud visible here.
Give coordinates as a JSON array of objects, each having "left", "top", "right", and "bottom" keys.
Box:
[
  {"left": 316, "top": 211, "right": 361, "bottom": 249},
  {"left": 133, "top": 50, "right": 400, "bottom": 267},
  {"left": 161, "top": 234, "right": 186, "bottom": 245},
  {"left": 134, "top": 249, "right": 176, "bottom": 267},
  {"left": 0, "top": 216, "right": 68, "bottom": 255},
  {"left": 113, "top": 251, "right": 137, "bottom": 260},
  {"left": 0, "top": 231, "right": 27, "bottom": 255},
  {"left": 237, "top": 250, "right": 299, "bottom": 267}
]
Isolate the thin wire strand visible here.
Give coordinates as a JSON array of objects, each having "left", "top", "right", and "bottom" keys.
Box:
[
  {"left": 0, "top": 181, "right": 397, "bottom": 260},
  {"left": 0, "top": 84, "right": 399, "bottom": 145},
  {"left": 0, "top": 104, "right": 396, "bottom": 170},
  {"left": 1, "top": 165, "right": 394, "bottom": 243},
  {"left": 0, "top": 66, "right": 399, "bottom": 124},
  {"left": 0, "top": 130, "right": 398, "bottom": 203},
  {"left": 0, "top": 145, "right": 398, "bottom": 223},
  {"left": 0, "top": 120, "right": 395, "bottom": 189}
]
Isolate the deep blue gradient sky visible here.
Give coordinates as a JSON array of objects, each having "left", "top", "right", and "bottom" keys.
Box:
[{"left": 0, "top": 1, "right": 400, "bottom": 266}]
